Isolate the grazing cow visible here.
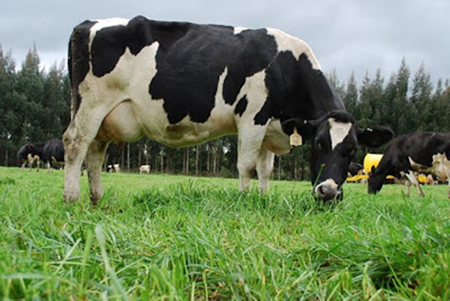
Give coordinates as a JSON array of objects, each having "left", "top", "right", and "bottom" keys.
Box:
[
  {"left": 63, "top": 16, "right": 393, "bottom": 204},
  {"left": 107, "top": 164, "right": 120, "bottom": 173},
  {"left": 41, "top": 140, "right": 65, "bottom": 170},
  {"left": 17, "top": 142, "right": 44, "bottom": 171},
  {"left": 369, "top": 132, "right": 450, "bottom": 198},
  {"left": 139, "top": 165, "right": 150, "bottom": 174}
]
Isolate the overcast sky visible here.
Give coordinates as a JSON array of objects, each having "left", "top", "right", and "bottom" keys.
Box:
[{"left": 1, "top": 0, "right": 449, "bottom": 85}]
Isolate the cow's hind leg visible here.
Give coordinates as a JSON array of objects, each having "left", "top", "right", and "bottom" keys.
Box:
[
  {"left": 86, "top": 140, "right": 110, "bottom": 205},
  {"left": 63, "top": 105, "right": 115, "bottom": 202},
  {"left": 256, "top": 147, "right": 275, "bottom": 194}
]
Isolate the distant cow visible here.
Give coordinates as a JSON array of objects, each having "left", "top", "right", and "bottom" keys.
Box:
[
  {"left": 17, "top": 142, "right": 44, "bottom": 171},
  {"left": 369, "top": 132, "right": 450, "bottom": 198},
  {"left": 107, "top": 164, "right": 120, "bottom": 173},
  {"left": 42, "top": 140, "right": 65, "bottom": 170},
  {"left": 63, "top": 16, "right": 393, "bottom": 204},
  {"left": 139, "top": 165, "right": 150, "bottom": 174}
]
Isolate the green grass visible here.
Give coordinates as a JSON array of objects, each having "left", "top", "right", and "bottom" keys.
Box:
[{"left": 0, "top": 167, "right": 448, "bottom": 300}]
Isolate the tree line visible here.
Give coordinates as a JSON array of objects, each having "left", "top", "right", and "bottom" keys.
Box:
[{"left": 1, "top": 46, "right": 449, "bottom": 180}]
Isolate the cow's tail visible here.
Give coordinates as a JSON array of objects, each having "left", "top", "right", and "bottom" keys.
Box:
[{"left": 68, "top": 20, "right": 96, "bottom": 119}]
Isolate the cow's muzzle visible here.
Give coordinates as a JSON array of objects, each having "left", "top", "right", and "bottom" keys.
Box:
[{"left": 315, "top": 179, "right": 342, "bottom": 201}]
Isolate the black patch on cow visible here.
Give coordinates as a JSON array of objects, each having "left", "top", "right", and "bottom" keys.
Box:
[
  {"left": 149, "top": 24, "right": 278, "bottom": 124},
  {"left": 90, "top": 16, "right": 157, "bottom": 77},
  {"left": 68, "top": 20, "right": 96, "bottom": 114},
  {"left": 234, "top": 96, "right": 248, "bottom": 117},
  {"left": 326, "top": 110, "right": 356, "bottom": 124},
  {"left": 260, "top": 52, "right": 345, "bottom": 126}
]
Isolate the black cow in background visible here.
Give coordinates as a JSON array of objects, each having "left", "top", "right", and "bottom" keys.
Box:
[
  {"left": 368, "top": 132, "right": 450, "bottom": 198},
  {"left": 17, "top": 140, "right": 65, "bottom": 171},
  {"left": 17, "top": 142, "right": 45, "bottom": 171},
  {"left": 42, "top": 140, "right": 65, "bottom": 170}
]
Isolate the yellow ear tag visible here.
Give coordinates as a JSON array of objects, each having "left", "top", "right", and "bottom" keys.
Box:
[{"left": 290, "top": 127, "right": 303, "bottom": 146}]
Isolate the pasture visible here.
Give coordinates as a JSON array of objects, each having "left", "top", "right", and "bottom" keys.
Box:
[{"left": 0, "top": 166, "right": 448, "bottom": 299}]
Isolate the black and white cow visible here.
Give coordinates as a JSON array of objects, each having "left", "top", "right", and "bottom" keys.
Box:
[
  {"left": 63, "top": 16, "right": 393, "bottom": 204},
  {"left": 368, "top": 132, "right": 450, "bottom": 198},
  {"left": 42, "top": 140, "right": 65, "bottom": 170},
  {"left": 17, "top": 142, "right": 44, "bottom": 171}
]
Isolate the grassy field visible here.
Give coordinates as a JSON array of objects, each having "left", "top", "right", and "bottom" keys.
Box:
[{"left": 0, "top": 166, "right": 448, "bottom": 300}]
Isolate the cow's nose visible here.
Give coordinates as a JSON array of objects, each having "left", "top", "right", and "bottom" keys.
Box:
[{"left": 315, "top": 179, "right": 340, "bottom": 201}]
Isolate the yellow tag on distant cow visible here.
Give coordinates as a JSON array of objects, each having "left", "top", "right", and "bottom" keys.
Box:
[{"left": 290, "top": 127, "right": 302, "bottom": 146}]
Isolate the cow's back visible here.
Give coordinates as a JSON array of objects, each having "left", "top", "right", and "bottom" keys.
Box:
[{"left": 69, "top": 16, "right": 323, "bottom": 149}]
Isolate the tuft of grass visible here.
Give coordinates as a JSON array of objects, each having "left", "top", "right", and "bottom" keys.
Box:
[
  {"left": 0, "top": 167, "right": 448, "bottom": 299},
  {"left": 0, "top": 177, "right": 16, "bottom": 185}
]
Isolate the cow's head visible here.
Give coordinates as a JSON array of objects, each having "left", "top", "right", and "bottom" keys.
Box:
[
  {"left": 368, "top": 166, "right": 386, "bottom": 195},
  {"left": 282, "top": 111, "right": 393, "bottom": 201},
  {"left": 25, "top": 142, "right": 34, "bottom": 152}
]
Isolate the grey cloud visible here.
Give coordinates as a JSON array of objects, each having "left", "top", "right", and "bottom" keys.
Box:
[{"left": 1, "top": 0, "right": 448, "bottom": 83}]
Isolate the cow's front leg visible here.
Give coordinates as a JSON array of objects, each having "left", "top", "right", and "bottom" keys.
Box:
[
  {"left": 404, "top": 180, "right": 411, "bottom": 197},
  {"left": 237, "top": 150, "right": 258, "bottom": 192},
  {"left": 256, "top": 147, "right": 275, "bottom": 194},
  {"left": 405, "top": 170, "right": 424, "bottom": 197},
  {"left": 86, "top": 140, "right": 110, "bottom": 205},
  {"left": 237, "top": 126, "right": 267, "bottom": 192}
]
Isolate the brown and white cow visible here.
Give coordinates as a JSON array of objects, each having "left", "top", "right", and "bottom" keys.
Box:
[
  {"left": 369, "top": 132, "right": 450, "bottom": 198},
  {"left": 63, "top": 16, "right": 393, "bottom": 204}
]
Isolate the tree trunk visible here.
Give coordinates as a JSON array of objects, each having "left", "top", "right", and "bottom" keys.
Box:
[
  {"left": 277, "top": 156, "right": 282, "bottom": 180},
  {"left": 127, "top": 142, "right": 130, "bottom": 170},
  {"left": 206, "top": 144, "right": 211, "bottom": 175},
  {"left": 186, "top": 148, "right": 190, "bottom": 174},
  {"left": 138, "top": 147, "right": 141, "bottom": 168},
  {"left": 195, "top": 145, "right": 199, "bottom": 176}
]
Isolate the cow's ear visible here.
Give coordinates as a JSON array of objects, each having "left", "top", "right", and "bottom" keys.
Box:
[
  {"left": 281, "top": 118, "right": 315, "bottom": 141},
  {"left": 357, "top": 126, "right": 394, "bottom": 147}
]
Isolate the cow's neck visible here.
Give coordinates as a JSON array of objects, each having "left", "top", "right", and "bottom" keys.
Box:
[
  {"left": 304, "top": 76, "right": 345, "bottom": 121},
  {"left": 297, "top": 54, "right": 345, "bottom": 120}
]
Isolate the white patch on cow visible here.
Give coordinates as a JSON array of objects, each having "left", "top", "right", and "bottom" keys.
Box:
[
  {"left": 314, "top": 179, "right": 339, "bottom": 198},
  {"left": 234, "top": 27, "right": 247, "bottom": 34},
  {"left": 235, "top": 70, "right": 268, "bottom": 118},
  {"left": 213, "top": 68, "right": 228, "bottom": 108},
  {"left": 266, "top": 28, "right": 321, "bottom": 69},
  {"left": 91, "top": 18, "right": 129, "bottom": 33},
  {"left": 89, "top": 18, "right": 130, "bottom": 50},
  {"left": 329, "top": 118, "right": 352, "bottom": 150},
  {"left": 263, "top": 120, "right": 292, "bottom": 155}
]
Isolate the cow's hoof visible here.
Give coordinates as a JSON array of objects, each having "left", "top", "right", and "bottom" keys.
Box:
[
  {"left": 90, "top": 198, "right": 100, "bottom": 206},
  {"left": 63, "top": 191, "right": 79, "bottom": 203}
]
